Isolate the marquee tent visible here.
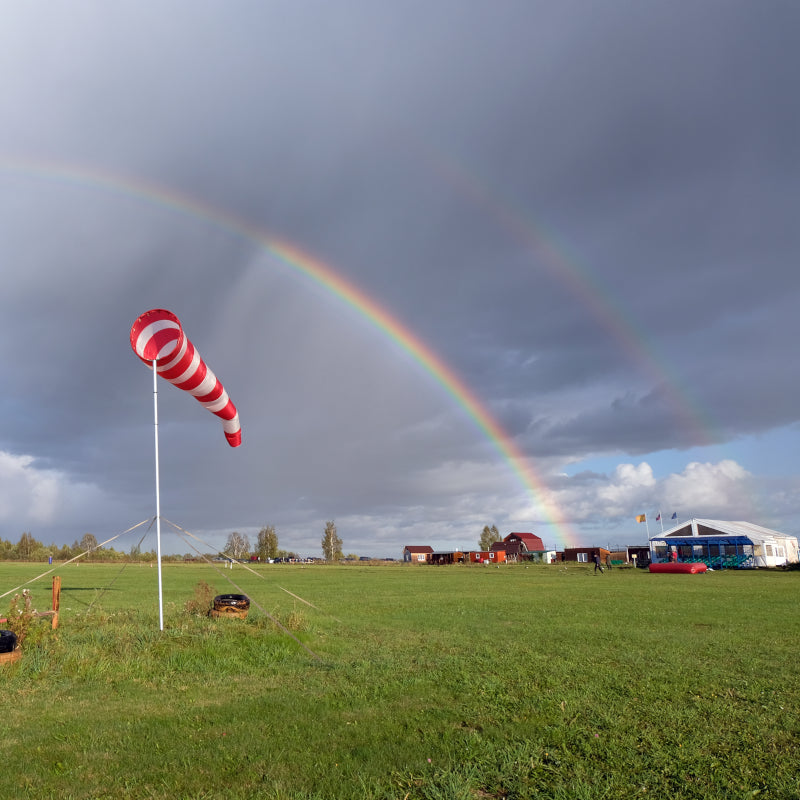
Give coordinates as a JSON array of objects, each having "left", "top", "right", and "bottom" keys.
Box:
[{"left": 649, "top": 519, "right": 799, "bottom": 569}]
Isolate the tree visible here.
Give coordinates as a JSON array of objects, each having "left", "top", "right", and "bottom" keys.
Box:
[
  {"left": 224, "top": 531, "right": 250, "bottom": 560},
  {"left": 80, "top": 533, "right": 98, "bottom": 555},
  {"left": 479, "top": 524, "right": 501, "bottom": 551},
  {"left": 256, "top": 525, "right": 279, "bottom": 561},
  {"left": 321, "top": 520, "right": 343, "bottom": 562},
  {"left": 55, "top": 543, "right": 73, "bottom": 561},
  {"left": 17, "top": 532, "right": 39, "bottom": 561}
]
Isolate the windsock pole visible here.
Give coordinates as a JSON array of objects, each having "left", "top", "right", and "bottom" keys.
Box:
[{"left": 152, "top": 359, "right": 164, "bottom": 631}]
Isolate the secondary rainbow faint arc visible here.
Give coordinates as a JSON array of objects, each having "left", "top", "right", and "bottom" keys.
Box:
[
  {"left": 1, "top": 158, "right": 577, "bottom": 547},
  {"left": 408, "top": 136, "right": 718, "bottom": 447}
]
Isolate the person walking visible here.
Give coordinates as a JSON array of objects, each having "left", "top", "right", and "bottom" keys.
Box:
[{"left": 593, "top": 553, "right": 604, "bottom": 574}]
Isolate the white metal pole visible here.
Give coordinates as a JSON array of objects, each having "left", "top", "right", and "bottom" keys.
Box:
[
  {"left": 152, "top": 359, "right": 164, "bottom": 631},
  {"left": 659, "top": 511, "right": 664, "bottom": 534}
]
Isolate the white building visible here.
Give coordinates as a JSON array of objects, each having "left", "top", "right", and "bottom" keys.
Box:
[{"left": 649, "top": 518, "right": 799, "bottom": 569}]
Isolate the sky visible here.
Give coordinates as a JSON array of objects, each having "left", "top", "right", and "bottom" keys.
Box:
[{"left": 1, "top": 2, "right": 799, "bottom": 558}]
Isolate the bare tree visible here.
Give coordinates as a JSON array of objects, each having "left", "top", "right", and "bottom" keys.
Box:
[
  {"left": 224, "top": 531, "right": 250, "bottom": 560},
  {"left": 321, "top": 520, "right": 343, "bottom": 562},
  {"left": 479, "top": 524, "right": 500, "bottom": 551},
  {"left": 80, "top": 532, "right": 99, "bottom": 555}
]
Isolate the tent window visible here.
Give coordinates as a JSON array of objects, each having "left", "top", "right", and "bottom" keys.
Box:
[{"left": 766, "top": 545, "right": 773, "bottom": 557}]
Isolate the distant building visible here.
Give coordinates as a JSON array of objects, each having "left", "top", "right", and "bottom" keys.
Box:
[
  {"left": 649, "top": 519, "right": 800, "bottom": 569},
  {"left": 402, "top": 545, "right": 433, "bottom": 563},
  {"left": 491, "top": 532, "right": 551, "bottom": 562},
  {"left": 504, "top": 532, "right": 545, "bottom": 553},
  {"left": 562, "top": 547, "right": 610, "bottom": 564},
  {"left": 468, "top": 550, "right": 506, "bottom": 564},
  {"left": 624, "top": 546, "right": 651, "bottom": 567},
  {"left": 430, "top": 551, "right": 465, "bottom": 565}
]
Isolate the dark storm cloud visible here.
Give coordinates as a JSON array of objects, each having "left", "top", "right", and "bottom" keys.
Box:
[{"left": 1, "top": 2, "right": 799, "bottom": 552}]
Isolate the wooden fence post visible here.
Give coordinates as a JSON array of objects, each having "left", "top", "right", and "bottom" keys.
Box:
[{"left": 51, "top": 575, "right": 61, "bottom": 630}]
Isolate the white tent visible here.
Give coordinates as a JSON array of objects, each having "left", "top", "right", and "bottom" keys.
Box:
[{"left": 649, "top": 518, "right": 799, "bottom": 569}]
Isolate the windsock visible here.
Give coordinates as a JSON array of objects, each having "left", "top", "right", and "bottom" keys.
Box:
[{"left": 130, "top": 309, "right": 241, "bottom": 447}]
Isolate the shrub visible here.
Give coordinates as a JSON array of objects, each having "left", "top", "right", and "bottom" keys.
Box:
[
  {"left": 4, "top": 590, "right": 40, "bottom": 646},
  {"left": 183, "top": 580, "right": 216, "bottom": 616}
]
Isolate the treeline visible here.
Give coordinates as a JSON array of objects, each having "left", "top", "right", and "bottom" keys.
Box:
[{"left": 0, "top": 532, "right": 197, "bottom": 563}]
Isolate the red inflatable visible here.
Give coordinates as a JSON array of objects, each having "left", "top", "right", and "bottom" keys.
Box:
[{"left": 649, "top": 562, "right": 707, "bottom": 574}]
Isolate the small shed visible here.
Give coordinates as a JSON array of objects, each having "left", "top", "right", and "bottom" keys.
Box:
[
  {"left": 403, "top": 545, "right": 433, "bottom": 563},
  {"left": 430, "top": 551, "right": 465, "bottom": 565},
  {"left": 492, "top": 540, "right": 517, "bottom": 560},
  {"left": 468, "top": 550, "right": 506, "bottom": 564},
  {"left": 562, "top": 547, "right": 610, "bottom": 564},
  {"left": 625, "top": 546, "right": 651, "bottom": 567}
]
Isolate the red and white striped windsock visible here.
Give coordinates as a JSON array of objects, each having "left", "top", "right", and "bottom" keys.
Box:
[{"left": 130, "top": 309, "right": 241, "bottom": 447}]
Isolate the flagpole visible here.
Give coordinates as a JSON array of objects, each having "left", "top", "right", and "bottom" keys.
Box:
[
  {"left": 645, "top": 514, "right": 650, "bottom": 538},
  {"left": 152, "top": 359, "right": 164, "bottom": 631},
  {"left": 659, "top": 511, "right": 664, "bottom": 534}
]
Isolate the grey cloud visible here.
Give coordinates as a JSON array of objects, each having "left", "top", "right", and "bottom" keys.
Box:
[{"left": 1, "top": 2, "right": 799, "bottom": 552}]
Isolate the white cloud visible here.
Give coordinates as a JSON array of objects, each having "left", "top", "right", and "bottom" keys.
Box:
[
  {"left": 596, "top": 463, "right": 657, "bottom": 512},
  {"left": 549, "top": 459, "right": 754, "bottom": 524},
  {"left": 0, "top": 450, "right": 107, "bottom": 530},
  {"left": 661, "top": 459, "right": 753, "bottom": 517}
]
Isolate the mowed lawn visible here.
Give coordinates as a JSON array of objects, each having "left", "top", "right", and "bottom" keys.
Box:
[{"left": 1, "top": 561, "right": 798, "bottom": 799}]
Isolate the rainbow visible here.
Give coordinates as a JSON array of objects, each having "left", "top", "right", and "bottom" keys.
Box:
[
  {"left": 406, "top": 135, "right": 719, "bottom": 447},
  {"left": 1, "top": 158, "right": 578, "bottom": 547}
]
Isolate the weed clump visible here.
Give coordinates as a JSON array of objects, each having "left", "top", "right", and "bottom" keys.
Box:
[
  {"left": 184, "top": 580, "right": 216, "bottom": 616},
  {"left": 4, "top": 590, "right": 45, "bottom": 647},
  {"left": 283, "top": 607, "right": 308, "bottom": 631}
]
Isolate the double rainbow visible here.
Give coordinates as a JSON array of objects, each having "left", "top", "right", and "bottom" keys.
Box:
[{"left": 3, "top": 159, "right": 582, "bottom": 547}]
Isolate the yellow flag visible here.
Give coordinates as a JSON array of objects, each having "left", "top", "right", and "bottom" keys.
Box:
[{"left": 636, "top": 514, "right": 646, "bottom": 523}]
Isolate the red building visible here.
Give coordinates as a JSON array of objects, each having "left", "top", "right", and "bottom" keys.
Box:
[
  {"left": 468, "top": 550, "right": 506, "bottom": 564},
  {"left": 505, "top": 532, "right": 545, "bottom": 552}
]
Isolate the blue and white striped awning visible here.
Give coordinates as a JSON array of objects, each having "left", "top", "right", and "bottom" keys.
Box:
[{"left": 650, "top": 536, "right": 752, "bottom": 547}]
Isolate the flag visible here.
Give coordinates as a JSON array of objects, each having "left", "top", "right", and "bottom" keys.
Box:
[
  {"left": 636, "top": 514, "right": 646, "bottom": 523},
  {"left": 656, "top": 514, "right": 661, "bottom": 521},
  {"left": 671, "top": 512, "right": 677, "bottom": 519}
]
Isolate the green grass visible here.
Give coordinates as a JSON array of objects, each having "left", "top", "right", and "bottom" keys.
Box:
[{"left": 1, "top": 561, "right": 798, "bottom": 798}]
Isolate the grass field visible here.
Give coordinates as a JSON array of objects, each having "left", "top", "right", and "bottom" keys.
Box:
[{"left": 1, "top": 560, "right": 798, "bottom": 799}]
